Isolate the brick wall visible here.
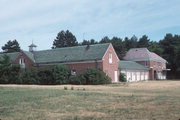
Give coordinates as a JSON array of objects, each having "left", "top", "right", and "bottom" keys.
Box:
[
  {"left": 136, "top": 60, "right": 166, "bottom": 80},
  {"left": 13, "top": 52, "right": 34, "bottom": 68},
  {"left": 13, "top": 44, "right": 120, "bottom": 82},
  {"left": 102, "top": 44, "right": 119, "bottom": 82},
  {"left": 65, "top": 61, "right": 103, "bottom": 73}
]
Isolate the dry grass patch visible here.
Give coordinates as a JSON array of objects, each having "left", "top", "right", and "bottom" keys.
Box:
[{"left": 0, "top": 80, "right": 180, "bottom": 120}]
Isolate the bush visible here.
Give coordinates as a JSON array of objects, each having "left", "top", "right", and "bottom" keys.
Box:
[
  {"left": 52, "top": 65, "right": 70, "bottom": 84},
  {"left": 69, "top": 68, "right": 111, "bottom": 85},
  {"left": 82, "top": 68, "right": 111, "bottom": 85},
  {"left": 69, "top": 74, "right": 85, "bottom": 85},
  {"left": 0, "top": 64, "right": 21, "bottom": 84},
  {"left": 0, "top": 60, "right": 111, "bottom": 85},
  {"left": 38, "top": 66, "right": 54, "bottom": 85},
  {"left": 71, "top": 68, "right": 111, "bottom": 85},
  {"left": 38, "top": 65, "right": 70, "bottom": 85},
  {"left": 20, "top": 68, "right": 39, "bottom": 84},
  {"left": 119, "top": 73, "right": 127, "bottom": 82},
  {"left": 0, "top": 55, "right": 21, "bottom": 84}
]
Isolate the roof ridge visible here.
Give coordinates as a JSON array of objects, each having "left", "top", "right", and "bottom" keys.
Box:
[
  {"left": 35, "top": 43, "right": 110, "bottom": 52},
  {"left": 130, "top": 47, "right": 147, "bottom": 50},
  {"left": 145, "top": 48, "right": 151, "bottom": 61}
]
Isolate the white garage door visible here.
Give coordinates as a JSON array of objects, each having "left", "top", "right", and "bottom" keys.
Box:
[
  {"left": 132, "top": 72, "right": 136, "bottom": 82},
  {"left": 136, "top": 72, "right": 141, "bottom": 81},
  {"left": 145, "top": 72, "right": 148, "bottom": 80},
  {"left": 126, "top": 72, "right": 131, "bottom": 82},
  {"left": 141, "top": 72, "right": 144, "bottom": 81}
]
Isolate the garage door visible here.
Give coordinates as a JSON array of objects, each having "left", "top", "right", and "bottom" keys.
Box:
[
  {"left": 140, "top": 72, "right": 144, "bottom": 81},
  {"left": 136, "top": 72, "right": 140, "bottom": 81},
  {"left": 145, "top": 72, "right": 148, "bottom": 80},
  {"left": 132, "top": 72, "right": 136, "bottom": 82}
]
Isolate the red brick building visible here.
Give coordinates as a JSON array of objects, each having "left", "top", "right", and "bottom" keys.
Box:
[
  {"left": 0, "top": 44, "right": 169, "bottom": 82},
  {"left": 123, "top": 48, "right": 169, "bottom": 80},
  {"left": 0, "top": 43, "right": 119, "bottom": 82}
]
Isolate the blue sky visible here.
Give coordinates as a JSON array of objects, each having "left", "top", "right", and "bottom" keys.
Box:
[{"left": 0, "top": 0, "right": 180, "bottom": 51}]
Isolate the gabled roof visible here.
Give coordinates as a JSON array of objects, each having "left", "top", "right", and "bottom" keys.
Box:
[
  {"left": 33, "top": 43, "right": 110, "bottom": 63},
  {"left": 123, "top": 48, "right": 167, "bottom": 63},
  {"left": 0, "top": 52, "right": 20, "bottom": 62},
  {"left": 0, "top": 43, "right": 111, "bottom": 64},
  {"left": 119, "top": 60, "right": 149, "bottom": 70},
  {"left": 23, "top": 51, "right": 35, "bottom": 62}
]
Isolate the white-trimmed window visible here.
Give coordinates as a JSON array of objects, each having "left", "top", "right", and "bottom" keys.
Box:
[
  {"left": 19, "top": 58, "right": 25, "bottom": 68},
  {"left": 109, "top": 53, "right": 112, "bottom": 64}
]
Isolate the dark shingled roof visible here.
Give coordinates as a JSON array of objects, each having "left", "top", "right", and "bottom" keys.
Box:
[
  {"left": 33, "top": 43, "right": 110, "bottom": 63},
  {"left": 23, "top": 51, "right": 35, "bottom": 62},
  {"left": 0, "top": 52, "right": 20, "bottom": 62},
  {"left": 0, "top": 43, "right": 110, "bottom": 64},
  {"left": 119, "top": 61, "right": 149, "bottom": 70}
]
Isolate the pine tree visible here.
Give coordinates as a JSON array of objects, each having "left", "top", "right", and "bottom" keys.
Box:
[
  {"left": 2, "top": 40, "right": 21, "bottom": 53},
  {"left": 52, "top": 30, "right": 78, "bottom": 48}
]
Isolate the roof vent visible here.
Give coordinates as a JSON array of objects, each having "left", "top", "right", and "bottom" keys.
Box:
[{"left": 29, "top": 43, "right": 37, "bottom": 52}]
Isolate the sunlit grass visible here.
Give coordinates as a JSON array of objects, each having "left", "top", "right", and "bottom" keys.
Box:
[{"left": 0, "top": 81, "right": 180, "bottom": 120}]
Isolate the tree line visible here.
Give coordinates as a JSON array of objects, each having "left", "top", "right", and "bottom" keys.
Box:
[{"left": 1, "top": 30, "right": 180, "bottom": 78}]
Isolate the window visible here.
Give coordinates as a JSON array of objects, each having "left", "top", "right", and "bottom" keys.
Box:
[
  {"left": 109, "top": 53, "right": 112, "bottom": 64},
  {"left": 19, "top": 58, "right": 25, "bottom": 68}
]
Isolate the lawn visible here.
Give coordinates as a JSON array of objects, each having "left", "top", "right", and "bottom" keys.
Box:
[{"left": 0, "top": 81, "right": 180, "bottom": 120}]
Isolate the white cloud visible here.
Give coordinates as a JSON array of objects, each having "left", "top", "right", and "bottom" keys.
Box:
[{"left": 0, "top": 0, "right": 180, "bottom": 50}]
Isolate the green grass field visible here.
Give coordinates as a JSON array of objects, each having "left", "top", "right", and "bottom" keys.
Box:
[{"left": 0, "top": 81, "right": 180, "bottom": 120}]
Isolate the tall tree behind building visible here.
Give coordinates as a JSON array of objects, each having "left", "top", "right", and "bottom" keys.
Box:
[
  {"left": 2, "top": 40, "right": 21, "bottom": 53},
  {"left": 52, "top": 30, "right": 78, "bottom": 49},
  {"left": 159, "top": 33, "right": 180, "bottom": 78},
  {"left": 138, "top": 35, "right": 150, "bottom": 48}
]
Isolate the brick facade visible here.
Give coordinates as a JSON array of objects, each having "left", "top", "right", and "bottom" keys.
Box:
[
  {"left": 13, "top": 52, "right": 34, "bottom": 68},
  {"left": 102, "top": 44, "right": 119, "bottom": 82},
  {"left": 12, "top": 44, "right": 119, "bottom": 82},
  {"left": 137, "top": 60, "right": 166, "bottom": 80},
  {"left": 65, "top": 61, "right": 103, "bottom": 73}
]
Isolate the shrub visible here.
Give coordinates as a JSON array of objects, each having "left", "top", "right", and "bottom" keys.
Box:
[
  {"left": 69, "top": 68, "right": 111, "bottom": 85},
  {"left": 38, "top": 67, "right": 54, "bottom": 85},
  {"left": 52, "top": 65, "right": 70, "bottom": 84},
  {"left": 69, "top": 74, "right": 85, "bottom": 85},
  {"left": 81, "top": 68, "right": 111, "bottom": 85},
  {"left": 0, "top": 64, "right": 21, "bottom": 84},
  {"left": 119, "top": 73, "right": 127, "bottom": 82},
  {"left": 8, "top": 65, "right": 21, "bottom": 84},
  {"left": 0, "top": 55, "right": 21, "bottom": 84},
  {"left": 38, "top": 65, "right": 70, "bottom": 85},
  {"left": 20, "top": 68, "right": 39, "bottom": 84}
]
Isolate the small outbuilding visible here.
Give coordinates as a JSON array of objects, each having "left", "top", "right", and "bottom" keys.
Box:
[{"left": 119, "top": 61, "right": 149, "bottom": 82}]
